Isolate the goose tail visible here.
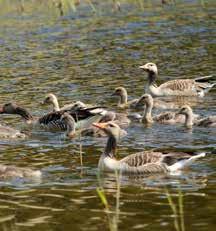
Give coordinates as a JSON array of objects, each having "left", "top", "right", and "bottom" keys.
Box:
[
  {"left": 168, "top": 152, "right": 206, "bottom": 172},
  {"left": 195, "top": 74, "right": 215, "bottom": 82},
  {"left": 75, "top": 114, "right": 102, "bottom": 130}
]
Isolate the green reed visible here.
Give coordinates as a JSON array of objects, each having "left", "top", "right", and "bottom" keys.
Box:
[
  {"left": 96, "top": 170, "right": 121, "bottom": 231},
  {"left": 165, "top": 188, "right": 185, "bottom": 231}
]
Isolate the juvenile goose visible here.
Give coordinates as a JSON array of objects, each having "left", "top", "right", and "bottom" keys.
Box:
[
  {"left": 178, "top": 105, "right": 216, "bottom": 128},
  {"left": 93, "top": 121, "right": 205, "bottom": 174},
  {"left": 139, "top": 62, "right": 215, "bottom": 97},
  {"left": 140, "top": 94, "right": 187, "bottom": 124},
  {"left": 112, "top": 87, "right": 144, "bottom": 109},
  {"left": 0, "top": 103, "right": 105, "bottom": 131},
  {"left": 42, "top": 93, "right": 86, "bottom": 112},
  {"left": 0, "top": 164, "right": 41, "bottom": 179}
]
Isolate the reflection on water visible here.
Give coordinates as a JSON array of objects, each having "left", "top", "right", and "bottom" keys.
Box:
[{"left": 0, "top": 1, "right": 215, "bottom": 230}]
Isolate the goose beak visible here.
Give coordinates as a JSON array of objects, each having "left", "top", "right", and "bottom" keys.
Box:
[
  {"left": 0, "top": 106, "right": 4, "bottom": 113},
  {"left": 92, "top": 122, "right": 107, "bottom": 129},
  {"left": 139, "top": 64, "right": 148, "bottom": 70},
  {"left": 176, "top": 109, "right": 183, "bottom": 115}
]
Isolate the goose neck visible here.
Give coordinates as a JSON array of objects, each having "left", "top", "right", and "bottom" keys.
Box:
[
  {"left": 185, "top": 112, "right": 193, "bottom": 129},
  {"left": 104, "top": 134, "right": 117, "bottom": 158},
  {"left": 119, "top": 91, "right": 127, "bottom": 105},
  {"left": 16, "top": 107, "right": 34, "bottom": 122},
  {"left": 52, "top": 98, "right": 60, "bottom": 112},
  {"left": 148, "top": 72, "right": 157, "bottom": 85},
  {"left": 65, "top": 118, "right": 76, "bottom": 137},
  {"left": 142, "top": 102, "right": 153, "bottom": 123}
]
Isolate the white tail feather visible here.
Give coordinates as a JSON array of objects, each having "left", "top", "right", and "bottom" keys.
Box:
[
  {"left": 75, "top": 114, "right": 102, "bottom": 130},
  {"left": 168, "top": 153, "right": 206, "bottom": 172}
]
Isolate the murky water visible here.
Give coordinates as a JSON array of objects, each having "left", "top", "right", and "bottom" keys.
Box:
[{"left": 0, "top": 1, "right": 215, "bottom": 230}]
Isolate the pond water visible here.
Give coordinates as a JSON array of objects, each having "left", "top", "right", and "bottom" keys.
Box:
[{"left": 0, "top": 1, "right": 215, "bottom": 230}]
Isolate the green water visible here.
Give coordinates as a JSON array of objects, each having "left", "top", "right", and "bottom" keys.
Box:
[{"left": 0, "top": 1, "right": 215, "bottom": 230}]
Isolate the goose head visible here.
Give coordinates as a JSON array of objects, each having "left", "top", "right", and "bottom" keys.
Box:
[
  {"left": 42, "top": 93, "right": 59, "bottom": 112},
  {"left": 112, "top": 87, "right": 127, "bottom": 97},
  {"left": 112, "top": 87, "right": 128, "bottom": 105},
  {"left": 93, "top": 121, "right": 125, "bottom": 140},
  {"left": 60, "top": 112, "right": 76, "bottom": 138},
  {"left": 139, "top": 62, "right": 158, "bottom": 75},
  {"left": 43, "top": 93, "right": 58, "bottom": 105},
  {"left": 138, "top": 94, "right": 153, "bottom": 107},
  {"left": 71, "top": 101, "right": 86, "bottom": 110},
  {"left": 0, "top": 103, "right": 17, "bottom": 114},
  {"left": 0, "top": 103, "right": 33, "bottom": 121},
  {"left": 177, "top": 105, "right": 193, "bottom": 116}
]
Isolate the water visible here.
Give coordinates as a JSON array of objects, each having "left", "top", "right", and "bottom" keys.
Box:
[{"left": 0, "top": 1, "right": 215, "bottom": 230}]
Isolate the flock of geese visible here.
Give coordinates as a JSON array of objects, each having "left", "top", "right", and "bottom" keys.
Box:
[{"left": 0, "top": 62, "right": 215, "bottom": 179}]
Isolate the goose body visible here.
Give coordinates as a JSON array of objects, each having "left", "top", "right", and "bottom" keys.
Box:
[
  {"left": 0, "top": 124, "right": 26, "bottom": 139},
  {"left": 140, "top": 63, "right": 215, "bottom": 97},
  {"left": 93, "top": 122, "right": 205, "bottom": 174},
  {"left": 178, "top": 105, "right": 216, "bottom": 128},
  {"left": 0, "top": 164, "right": 41, "bottom": 179},
  {"left": 0, "top": 103, "right": 106, "bottom": 131}
]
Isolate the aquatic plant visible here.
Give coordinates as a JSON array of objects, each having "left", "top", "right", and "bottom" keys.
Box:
[
  {"left": 96, "top": 170, "right": 121, "bottom": 231},
  {"left": 165, "top": 188, "right": 185, "bottom": 231}
]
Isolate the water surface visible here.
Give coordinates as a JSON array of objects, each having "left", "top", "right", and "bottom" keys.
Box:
[{"left": 0, "top": 1, "right": 215, "bottom": 230}]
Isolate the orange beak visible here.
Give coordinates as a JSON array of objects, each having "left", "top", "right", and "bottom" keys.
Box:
[{"left": 92, "top": 122, "right": 108, "bottom": 129}]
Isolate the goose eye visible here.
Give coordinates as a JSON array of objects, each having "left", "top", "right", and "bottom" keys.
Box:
[{"left": 109, "top": 124, "right": 114, "bottom": 128}]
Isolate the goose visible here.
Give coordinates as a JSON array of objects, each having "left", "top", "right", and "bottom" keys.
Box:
[
  {"left": 92, "top": 121, "right": 206, "bottom": 174},
  {"left": 0, "top": 124, "right": 26, "bottom": 139},
  {"left": 140, "top": 94, "right": 189, "bottom": 124},
  {"left": 0, "top": 103, "right": 105, "bottom": 131},
  {"left": 178, "top": 105, "right": 216, "bottom": 128},
  {"left": 0, "top": 164, "right": 41, "bottom": 179},
  {"left": 42, "top": 93, "right": 86, "bottom": 112},
  {"left": 139, "top": 62, "right": 215, "bottom": 97}
]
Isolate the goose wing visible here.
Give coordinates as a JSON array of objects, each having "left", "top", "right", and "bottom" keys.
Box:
[
  {"left": 38, "top": 107, "right": 106, "bottom": 130},
  {"left": 120, "top": 152, "right": 163, "bottom": 167},
  {"left": 159, "top": 79, "right": 196, "bottom": 91},
  {"left": 154, "top": 111, "right": 175, "bottom": 122},
  {"left": 119, "top": 152, "right": 167, "bottom": 173}
]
